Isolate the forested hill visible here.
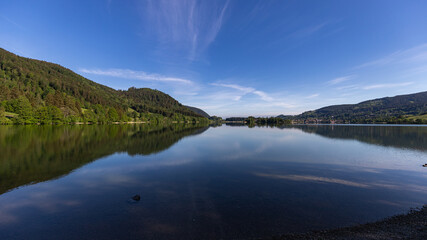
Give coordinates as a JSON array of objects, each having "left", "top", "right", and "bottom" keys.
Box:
[
  {"left": 0, "top": 48, "right": 207, "bottom": 124},
  {"left": 184, "top": 105, "right": 210, "bottom": 118},
  {"left": 291, "top": 91, "right": 427, "bottom": 123}
]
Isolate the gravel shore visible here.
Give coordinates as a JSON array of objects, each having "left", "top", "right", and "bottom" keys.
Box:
[{"left": 266, "top": 205, "right": 427, "bottom": 240}]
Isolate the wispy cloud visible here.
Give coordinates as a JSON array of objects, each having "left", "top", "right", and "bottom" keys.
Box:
[
  {"left": 141, "top": 0, "right": 230, "bottom": 60},
  {"left": 0, "top": 14, "right": 24, "bottom": 30},
  {"left": 254, "top": 173, "right": 369, "bottom": 188},
  {"left": 211, "top": 83, "right": 254, "bottom": 93},
  {"left": 305, "top": 93, "right": 319, "bottom": 99},
  {"left": 183, "top": 86, "right": 301, "bottom": 117},
  {"left": 291, "top": 22, "right": 329, "bottom": 39},
  {"left": 402, "top": 64, "right": 427, "bottom": 77},
  {"left": 334, "top": 82, "right": 414, "bottom": 91},
  {"left": 211, "top": 82, "right": 274, "bottom": 102},
  {"left": 355, "top": 43, "right": 427, "bottom": 69},
  {"left": 362, "top": 82, "right": 413, "bottom": 90},
  {"left": 250, "top": 101, "right": 297, "bottom": 110},
  {"left": 253, "top": 90, "right": 274, "bottom": 101},
  {"left": 79, "top": 68, "right": 193, "bottom": 84},
  {"left": 327, "top": 75, "right": 355, "bottom": 85},
  {"left": 106, "top": 0, "right": 113, "bottom": 12},
  {"left": 336, "top": 84, "right": 359, "bottom": 90},
  {"left": 253, "top": 172, "right": 427, "bottom": 192},
  {"left": 208, "top": 91, "right": 244, "bottom": 101}
]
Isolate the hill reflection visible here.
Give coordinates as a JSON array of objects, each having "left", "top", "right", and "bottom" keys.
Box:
[
  {"left": 285, "top": 125, "right": 427, "bottom": 152},
  {"left": 0, "top": 124, "right": 209, "bottom": 195}
]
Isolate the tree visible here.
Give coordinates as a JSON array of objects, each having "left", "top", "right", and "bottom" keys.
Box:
[
  {"left": 247, "top": 116, "right": 255, "bottom": 126},
  {"left": 0, "top": 104, "right": 5, "bottom": 118},
  {"left": 15, "top": 96, "right": 34, "bottom": 124},
  {"left": 83, "top": 109, "right": 97, "bottom": 123},
  {"left": 74, "top": 101, "right": 82, "bottom": 115},
  {"left": 49, "top": 106, "right": 63, "bottom": 124},
  {"left": 0, "top": 85, "right": 10, "bottom": 101},
  {"left": 107, "top": 108, "right": 119, "bottom": 122},
  {"left": 131, "top": 111, "right": 138, "bottom": 121},
  {"left": 35, "top": 106, "right": 50, "bottom": 124}
]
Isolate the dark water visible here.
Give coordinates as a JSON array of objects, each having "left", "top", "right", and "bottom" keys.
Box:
[{"left": 0, "top": 124, "right": 426, "bottom": 239}]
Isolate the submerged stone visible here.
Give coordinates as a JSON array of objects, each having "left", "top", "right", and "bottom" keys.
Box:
[{"left": 132, "top": 194, "right": 141, "bottom": 201}]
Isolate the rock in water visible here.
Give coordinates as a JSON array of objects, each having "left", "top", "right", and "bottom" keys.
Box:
[{"left": 132, "top": 194, "right": 141, "bottom": 201}]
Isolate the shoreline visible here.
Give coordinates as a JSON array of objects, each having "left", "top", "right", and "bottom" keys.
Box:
[
  {"left": 0, "top": 120, "right": 205, "bottom": 125},
  {"left": 265, "top": 205, "right": 426, "bottom": 240}
]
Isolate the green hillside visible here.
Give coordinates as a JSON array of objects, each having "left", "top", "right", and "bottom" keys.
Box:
[
  {"left": 120, "top": 87, "right": 202, "bottom": 118},
  {"left": 284, "top": 91, "right": 427, "bottom": 124},
  {"left": 184, "top": 105, "right": 210, "bottom": 118},
  {"left": 0, "top": 48, "right": 206, "bottom": 124}
]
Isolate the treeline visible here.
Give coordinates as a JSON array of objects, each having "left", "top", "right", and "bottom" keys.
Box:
[
  {"left": 224, "top": 116, "right": 292, "bottom": 126},
  {"left": 285, "top": 115, "right": 427, "bottom": 125},
  {"left": 0, "top": 97, "right": 207, "bottom": 125},
  {"left": 247, "top": 116, "right": 292, "bottom": 126},
  {"left": 0, "top": 48, "right": 207, "bottom": 124},
  {"left": 347, "top": 116, "right": 427, "bottom": 124}
]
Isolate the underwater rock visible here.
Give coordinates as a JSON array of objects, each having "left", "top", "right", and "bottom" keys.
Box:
[{"left": 132, "top": 194, "right": 141, "bottom": 201}]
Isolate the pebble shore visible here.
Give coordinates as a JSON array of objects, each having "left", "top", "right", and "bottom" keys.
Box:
[{"left": 266, "top": 205, "right": 427, "bottom": 240}]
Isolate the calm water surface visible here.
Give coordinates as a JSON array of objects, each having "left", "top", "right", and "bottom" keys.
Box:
[{"left": 0, "top": 124, "right": 426, "bottom": 239}]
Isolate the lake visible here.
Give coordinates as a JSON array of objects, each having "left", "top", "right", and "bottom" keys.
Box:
[{"left": 0, "top": 124, "right": 426, "bottom": 239}]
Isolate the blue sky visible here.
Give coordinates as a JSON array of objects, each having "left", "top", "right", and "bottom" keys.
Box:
[{"left": 1, "top": 0, "right": 427, "bottom": 117}]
